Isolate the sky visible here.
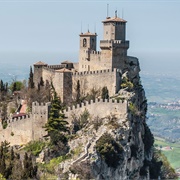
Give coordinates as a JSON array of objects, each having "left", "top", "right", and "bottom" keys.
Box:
[{"left": 0, "top": 0, "right": 180, "bottom": 75}]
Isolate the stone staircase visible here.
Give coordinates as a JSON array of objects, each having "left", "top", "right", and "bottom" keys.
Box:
[{"left": 59, "top": 125, "right": 107, "bottom": 175}]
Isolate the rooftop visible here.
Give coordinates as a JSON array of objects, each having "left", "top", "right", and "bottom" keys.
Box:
[
  {"left": 61, "top": 60, "right": 73, "bottom": 64},
  {"left": 80, "top": 30, "right": 97, "bottom": 36},
  {"left": 34, "top": 61, "right": 48, "bottom": 66},
  {"left": 102, "top": 16, "right": 127, "bottom": 23}
]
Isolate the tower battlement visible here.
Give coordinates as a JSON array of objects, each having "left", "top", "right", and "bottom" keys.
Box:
[{"left": 72, "top": 68, "right": 117, "bottom": 76}]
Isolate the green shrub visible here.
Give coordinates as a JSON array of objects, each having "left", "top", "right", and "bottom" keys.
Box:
[
  {"left": 96, "top": 133, "right": 124, "bottom": 168},
  {"left": 24, "top": 140, "right": 46, "bottom": 156},
  {"left": 2, "top": 121, "right": 7, "bottom": 129},
  {"left": 93, "top": 117, "right": 103, "bottom": 132},
  {"left": 121, "top": 77, "right": 134, "bottom": 91},
  {"left": 80, "top": 108, "right": 90, "bottom": 127},
  {"left": 39, "top": 154, "right": 71, "bottom": 174},
  {"left": 11, "top": 132, "right": 14, "bottom": 136},
  {"left": 128, "top": 102, "right": 139, "bottom": 115},
  {"left": 70, "top": 145, "right": 83, "bottom": 157},
  {"left": 107, "top": 115, "right": 121, "bottom": 129},
  {"left": 10, "top": 107, "right": 16, "bottom": 114}
]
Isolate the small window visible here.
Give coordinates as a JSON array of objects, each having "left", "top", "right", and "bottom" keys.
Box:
[
  {"left": 83, "top": 38, "right": 87, "bottom": 47},
  {"left": 106, "top": 31, "right": 108, "bottom": 34}
]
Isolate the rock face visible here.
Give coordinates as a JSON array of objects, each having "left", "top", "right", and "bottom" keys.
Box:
[{"left": 57, "top": 56, "right": 153, "bottom": 180}]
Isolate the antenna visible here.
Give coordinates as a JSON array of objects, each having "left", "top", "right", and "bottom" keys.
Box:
[
  {"left": 115, "top": 10, "right": 117, "bottom": 18},
  {"left": 88, "top": 24, "right": 89, "bottom": 32},
  {"left": 107, "top": 4, "right": 109, "bottom": 18},
  {"left": 81, "top": 21, "right": 82, "bottom": 33},
  {"left": 94, "top": 22, "right": 96, "bottom": 33}
]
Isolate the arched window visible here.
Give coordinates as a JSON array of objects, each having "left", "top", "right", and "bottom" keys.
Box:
[{"left": 83, "top": 38, "right": 87, "bottom": 47}]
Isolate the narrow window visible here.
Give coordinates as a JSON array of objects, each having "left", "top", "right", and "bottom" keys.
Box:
[{"left": 83, "top": 38, "right": 87, "bottom": 47}]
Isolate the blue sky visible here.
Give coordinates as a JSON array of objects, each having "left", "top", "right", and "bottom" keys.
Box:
[{"left": 0, "top": 0, "right": 180, "bottom": 74}]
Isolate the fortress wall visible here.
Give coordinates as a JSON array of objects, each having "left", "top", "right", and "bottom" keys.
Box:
[
  {"left": 79, "top": 49, "right": 112, "bottom": 72},
  {"left": 32, "top": 102, "right": 51, "bottom": 140},
  {"left": 88, "top": 50, "right": 113, "bottom": 71},
  {"left": 47, "top": 64, "right": 66, "bottom": 69},
  {"left": 42, "top": 67, "right": 55, "bottom": 83},
  {"left": 72, "top": 69, "right": 121, "bottom": 98},
  {"left": 0, "top": 102, "right": 50, "bottom": 145},
  {"left": 63, "top": 72, "right": 72, "bottom": 104},
  {"left": 42, "top": 68, "right": 64, "bottom": 101},
  {"left": 63, "top": 99, "right": 127, "bottom": 123},
  {"left": 0, "top": 115, "right": 33, "bottom": 145},
  {"left": 34, "top": 66, "right": 44, "bottom": 88}
]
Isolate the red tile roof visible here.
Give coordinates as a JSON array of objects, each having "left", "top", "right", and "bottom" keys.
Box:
[{"left": 12, "top": 113, "right": 27, "bottom": 118}]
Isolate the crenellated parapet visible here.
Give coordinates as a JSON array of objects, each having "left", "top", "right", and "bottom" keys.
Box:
[
  {"left": 72, "top": 68, "right": 118, "bottom": 76},
  {"left": 63, "top": 98, "right": 128, "bottom": 122},
  {"left": 100, "top": 40, "right": 129, "bottom": 49},
  {"left": 0, "top": 101, "right": 51, "bottom": 146},
  {"left": 47, "top": 64, "right": 66, "bottom": 69},
  {"left": 43, "top": 66, "right": 56, "bottom": 73},
  {"left": 8, "top": 114, "right": 31, "bottom": 123}
]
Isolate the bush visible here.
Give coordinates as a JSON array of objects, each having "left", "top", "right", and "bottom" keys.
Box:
[
  {"left": 24, "top": 140, "right": 46, "bottom": 156},
  {"left": 72, "top": 109, "right": 90, "bottom": 132},
  {"left": 92, "top": 116, "right": 103, "bottom": 132},
  {"left": 121, "top": 77, "right": 134, "bottom": 91},
  {"left": 128, "top": 102, "right": 139, "bottom": 115},
  {"left": 39, "top": 154, "right": 71, "bottom": 174},
  {"left": 96, "top": 133, "right": 124, "bottom": 168}
]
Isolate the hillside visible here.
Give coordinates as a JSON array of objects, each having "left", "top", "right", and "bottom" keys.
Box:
[
  {"left": 154, "top": 137, "right": 180, "bottom": 177},
  {"left": 141, "top": 73, "right": 180, "bottom": 142}
]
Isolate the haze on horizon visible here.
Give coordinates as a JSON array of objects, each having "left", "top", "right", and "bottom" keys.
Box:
[{"left": 0, "top": 0, "right": 180, "bottom": 76}]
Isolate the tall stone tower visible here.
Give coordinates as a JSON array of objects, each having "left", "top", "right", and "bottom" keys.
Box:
[
  {"left": 79, "top": 31, "right": 97, "bottom": 71},
  {"left": 100, "top": 13, "right": 129, "bottom": 70}
]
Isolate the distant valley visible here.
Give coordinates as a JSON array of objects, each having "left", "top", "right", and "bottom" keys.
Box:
[{"left": 141, "top": 72, "right": 180, "bottom": 143}]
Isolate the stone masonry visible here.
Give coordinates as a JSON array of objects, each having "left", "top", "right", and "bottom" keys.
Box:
[{"left": 33, "top": 14, "right": 136, "bottom": 104}]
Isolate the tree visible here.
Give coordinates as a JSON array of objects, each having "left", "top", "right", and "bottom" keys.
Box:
[
  {"left": 0, "top": 80, "right": 4, "bottom": 92},
  {"left": 101, "top": 86, "right": 109, "bottom": 100},
  {"left": 44, "top": 85, "right": 69, "bottom": 145},
  {"left": 28, "top": 66, "right": 34, "bottom": 89},
  {"left": 76, "top": 80, "right": 81, "bottom": 103},
  {"left": 96, "top": 133, "right": 124, "bottom": 168},
  {"left": 40, "top": 77, "right": 44, "bottom": 87},
  {"left": 10, "top": 81, "right": 24, "bottom": 92}
]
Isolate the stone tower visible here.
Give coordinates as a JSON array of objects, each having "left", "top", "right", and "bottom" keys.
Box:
[
  {"left": 100, "top": 13, "right": 129, "bottom": 70},
  {"left": 79, "top": 31, "right": 97, "bottom": 71},
  {"left": 78, "top": 13, "right": 129, "bottom": 72},
  {"left": 33, "top": 61, "right": 48, "bottom": 88}
]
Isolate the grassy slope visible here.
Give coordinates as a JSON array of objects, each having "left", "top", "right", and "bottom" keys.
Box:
[{"left": 154, "top": 138, "right": 180, "bottom": 169}]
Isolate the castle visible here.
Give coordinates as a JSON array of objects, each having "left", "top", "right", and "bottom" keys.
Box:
[
  {"left": 0, "top": 13, "right": 141, "bottom": 145},
  {"left": 33, "top": 13, "right": 139, "bottom": 103}
]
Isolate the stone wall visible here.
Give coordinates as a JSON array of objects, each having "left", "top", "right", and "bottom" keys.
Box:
[
  {"left": 63, "top": 98, "right": 128, "bottom": 123},
  {"left": 79, "top": 49, "right": 113, "bottom": 72},
  {"left": 0, "top": 102, "right": 50, "bottom": 146},
  {"left": 72, "top": 68, "right": 121, "bottom": 99},
  {"left": 0, "top": 98, "right": 128, "bottom": 145},
  {"left": 0, "top": 115, "right": 33, "bottom": 146}
]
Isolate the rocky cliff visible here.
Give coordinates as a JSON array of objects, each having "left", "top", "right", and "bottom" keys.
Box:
[{"left": 51, "top": 56, "right": 154, "bottom": 179}]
